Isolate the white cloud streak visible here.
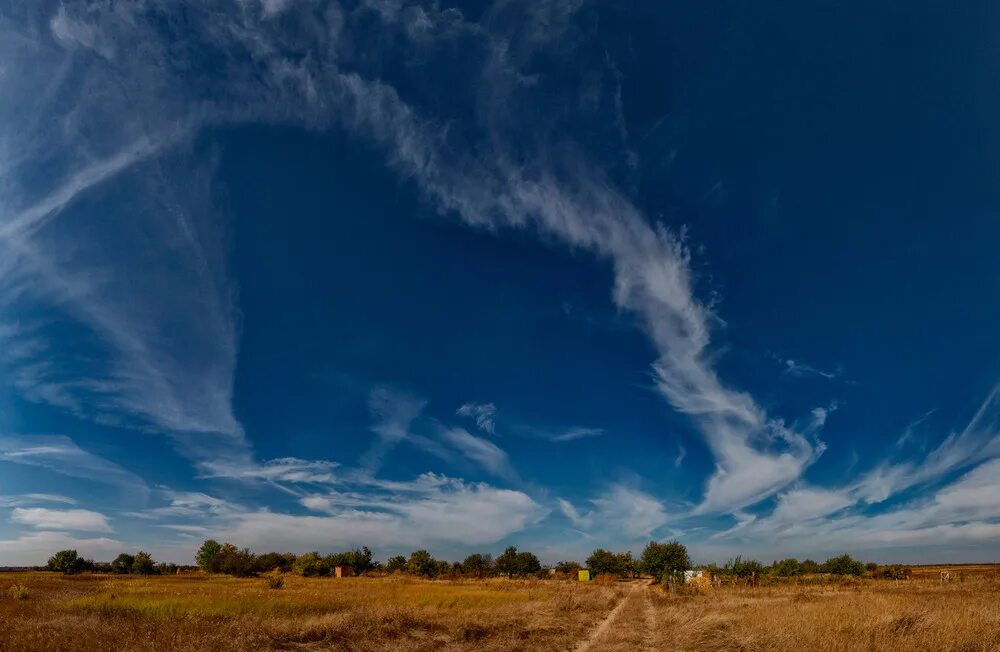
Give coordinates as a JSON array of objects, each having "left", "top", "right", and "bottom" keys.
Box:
[
  {"left": 0, "top": 531, "right": 123, "bottom": 566},
  {"left": 11, "top": 507, "right": 112, "bottom": 532},
  {"left": 1, "top": 1, "right": 824, "bottom": 516},
  {"left": 712, "top": 387, "right": 1000, "bottom": 554},
  {"left": 456, "top": 402, "right": 498, "bottom": 434},
  {"left": 0, "top": 435, "right": 147, "bottom": 496},
  {"left": 437, "top": 425, "right": 515, "bottom": 480},
  {"left": 559, "top": 483, "right": 668, "bottom": 540},
  {"left": 228, "top": 473, "right": 547, "bottom": 552},
  {"left": 361, "top": 385, "right": 427, "bottom": 471}
]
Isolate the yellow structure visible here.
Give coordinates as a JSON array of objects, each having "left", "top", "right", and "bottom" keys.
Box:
[{"left": 578, "top": 570, "right": 590, "bottom": 582}]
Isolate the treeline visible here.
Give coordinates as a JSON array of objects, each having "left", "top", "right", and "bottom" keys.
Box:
[
  {"left": 46, "top": 549, "right": 189, "bottom": 576},
  {"left": 195, "top": 541, "right": 545, "bottom": 579},
  {"left": 583, "top": 541, "right": 690, "bottom": 582},
  {"left": 43, "top": 541, "right": 909, "bottom": 583}
]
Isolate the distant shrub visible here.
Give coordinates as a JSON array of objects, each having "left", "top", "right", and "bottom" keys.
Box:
[
  {"left": 880, "top": 565, "right": 909, "bottom": 580},
  {"left": 131, "top": 551, "right": 158, "bottom": 575},
  {"left": 495, "top": 546, "right": 520, "bottom": 577},
  {"left": 554, "top": 560, "right": 581, "bottom": 575},
  {"left": 385, "top": 555, "right": 407, "bottom": 573},
  {"left": 800, "top": 559, "right": 821, "bottom": 574},
  {"left": 265, "top": 575, "right": 284, "bottom": 590},
  {"left": 293, "top": 552, "right": 328, "bottom": 577},
  {"left": 822, "top": 554, "right": 865, "bottom": 577},
  {"left": 461, "top": 553, "right": 494, "bottom": 578},
  {"left": 216, "top": 544, "right": 257, "bottom": 577},
  {"left": 8, "top": 584, "right": 28, "bottom": 600},
  {"left": 111, "top": 553, "right": 134, "bottom": 575},
  {"left": 406, "top": 550, "right": 441, "bottom": 577},
  {"left": 255, "top": 552, "right": 296, "bottom": 574},
  {"left": 772, "top": 558, "right": 802, "bottom": 577},
  {"left": 47, "top": 549, "right": 86, "bottom": 575}
]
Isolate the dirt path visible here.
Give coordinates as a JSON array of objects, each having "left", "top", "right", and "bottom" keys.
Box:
[
  {"left": 572, "top": 581, "right": 651, "bottom": 652},
  {"left": 641, "top": 583, "right": 656, "bottom": 652}
]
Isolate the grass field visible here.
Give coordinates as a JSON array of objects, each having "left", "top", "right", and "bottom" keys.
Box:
[{"left": 1, "top": 566, "right": 999, "bottom": 651}]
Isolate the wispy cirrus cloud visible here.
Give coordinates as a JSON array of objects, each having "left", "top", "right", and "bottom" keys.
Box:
[
  {"left": 559, "top": 483, "right": 669, "bottom": 540},
  {"left": 11, "top": 507, "right": 112, "bottom": 533},
  {"left": 514, "top": 425, "right": 605, "bottom": 443},
  {"left": 713, "top": 386, "right": 1000, "bottom": 553},
  {"left": 0, "top": 530, "right": 122, "bottom": 566},
  {"left": 0, "top": 494, "right": 76, "bottom": 508},
  {"left": 0, "top": 435, "right": 147, "bottom": 496},
  {"left": 456, "top": 402, "right": 498, "bottom": 434},
  {"left": 197, "top": 472, "right": 546, "bottom": 553},
  {"left": 782, "top": 358, "right": 839, "bottom": 380},
  {"left": 199, "top": 457, "right": 339, "bottom": 485},
  {"left": 437, "top": 425, "right": 515, "bottom": 480},
  {"left": 0, "top": 1, "right": 824, "bottom": 517},
  {"left": 361, "top": 385, "right": 427, "bottom": 472}
]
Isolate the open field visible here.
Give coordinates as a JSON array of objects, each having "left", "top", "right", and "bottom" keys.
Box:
[
  {"left": 1, "top": 566, "right": 999, "bottom": 651},
  {"left": 0, "top": 572, "right": 625, "bottom": 651}
]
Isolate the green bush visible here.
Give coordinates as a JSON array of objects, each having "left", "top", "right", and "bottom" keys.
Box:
[
  {"left": 8, "top": 584, "right": 28, "bottom": 600},
  {"left": 722, "top": 555, "right": 764, "bottom": 579},
  {"left": 822, "top": 554, "right": 865, "bottom": 577},
  {"left": 462, "top": 553, "right": 494, "bottom": 577},
  {"left": 385, "top": 555, "right": 407, "bottom": 573},
  {"left": 293, "top": 552, "right": 328, "bottom": 576},
  {"left": 47, "top": 549, "right": 88, "bottom": 575},
  {"left": 772, "top": 558, "right": 802, "bottom": 577},
  {"left": 131, "top": 551, "right": 158, "bottom": 575},
  {"left": 407, "top": 549, "right": 440, "bottom": 577},
  {"left": 265, "top": 575, "right": 284, "bottom": 589},
  {"left": 640, "top": 541, "right": 690, "bottom": 581}
]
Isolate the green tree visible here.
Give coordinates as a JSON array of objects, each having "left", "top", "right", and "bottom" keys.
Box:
[
  {"left": 639, "top": 541, "right": 690, "bottom": 582},
  {"left": 255, "top": 552, "right": 294, "bottom": 574},
  {"left": 111, "top": 553, "right": 135, "bottom": 575},
  {"left": 494, "top": 546, "right": 519, "bottom": 577},
  {"left": 822, "top": 554, "right": 865, "bottom": 577},
  {"left": 617, "top": 552, "right": 637, "bottom": 578},
  {"left": 515, "top": 551, "right": 541, "bottom": 576},
  {"left": 800, "top": 559, "right": 820, "bottom": 574},
  {"left": 293, "top": 552, "right": 328, "bottom": 576},
  {"left": 47, "top": 549, "right": 85, "bottom": 574},
  {"left": 586, "top": 549, "right": 622, "bottom": 576},
  {"left": 554, "top": 560, "right": 581, "bottom": 575},
  {"left": 462, "top": 553, "right": 494, "bottom": 578},
  {"left": 722, "top": 556, "right": 764, "bottom": 579},
  {"left": 407, "top": 550, "right": 439, "bottom": 577},
  {"left": 217, "top": 543, "right": 257, "bottom": 577},
  {"left": 131, "top": 551, "right": 157, "bottom": 575},
  {"left": 772, "top": 558, "right": 802, "bottom": 577},
  {"left": 880, "top": 564, "right": 908, "bottom": 580},
  {"left": 195, "top": 539, "right": 223, "bottom": 573},
  {"left": 351, "top": 546, "right": 375, "bottom": 576},
  {"left": 385, "top": 555, "right": 407, "bottom": 573}
]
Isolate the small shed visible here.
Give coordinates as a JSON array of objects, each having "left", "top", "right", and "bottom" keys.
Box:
[
  {"left": 578, "top": 570, "right": 591, "bottom": 582},
  {"left": 683, "top": 570, "right": 705, "bottom": 583},
  {"left": 334, "top": 566, "right": 355, "bottom": 578}
]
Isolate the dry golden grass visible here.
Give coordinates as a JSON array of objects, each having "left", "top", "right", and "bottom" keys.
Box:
[
  {"left": 650, "top": 568, "right": 1000, "bottom": 652},
  {"left": 3, "top": 566, "right": 999, "bottom": 651},
  {"left": 0, "top": 572, "right": 624, "bottom": 651}
]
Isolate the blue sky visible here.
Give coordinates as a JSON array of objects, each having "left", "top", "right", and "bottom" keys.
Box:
[{"left": 1, "top": 0, "right": 998, "bottom": 565}]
